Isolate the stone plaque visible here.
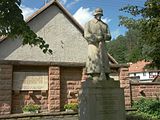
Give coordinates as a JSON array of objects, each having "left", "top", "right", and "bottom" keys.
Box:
[
  {"left": 13, "top": 72, "right": 48, "bottom": 90},
  {"left": 79, "top": 79, "right": 126, "bottom": 120}
]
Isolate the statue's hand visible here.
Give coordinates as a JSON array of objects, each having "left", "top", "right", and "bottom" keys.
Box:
[
  {"left": 91, "top": 34, "right": 96, "bottom": 40},
  {"left": 87, "top": 34, "right": 96, "bottom": 43},
  {"left": 97, "top": 35, "right": 103, "bottom": 41}
]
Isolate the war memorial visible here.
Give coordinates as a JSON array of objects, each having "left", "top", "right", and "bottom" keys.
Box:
[{"left": 79, "top": 8, "right": 126, "bottom": 120}]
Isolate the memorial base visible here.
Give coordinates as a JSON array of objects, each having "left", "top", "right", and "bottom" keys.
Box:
[{"left": 79, "top": 78, "right": 126, "bottom": 120}]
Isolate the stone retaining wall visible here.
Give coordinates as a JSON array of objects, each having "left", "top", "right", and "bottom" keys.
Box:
[
  {"left": 131, "top": 82, "right": 160, "bottom": 101},
  {"left": 0, "top": 112, "right": 78, "bottom": 120},
  {"left": 0, "top": 111, "right": 148, "bottom": 120}
]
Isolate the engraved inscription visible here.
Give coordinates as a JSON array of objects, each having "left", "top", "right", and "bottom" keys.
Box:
[{"left": 13, "top": 72, "right": 48, "bottom": 90}]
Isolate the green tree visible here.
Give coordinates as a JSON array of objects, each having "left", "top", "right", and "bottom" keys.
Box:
[
  {"left": 119, "top": 0, "right": 160, "bottom": 68},
  {"left": 107, "top": 35, "right": 128, "bottom": 63},
  {"left": 125, "top": 29, "right": 143, "bottom": 62},
  {"left": 107, "top": 29, "right": 143, "bottom": 64},
  {"left": 0, "top": 0, "right": 52, "bottom": 54}
]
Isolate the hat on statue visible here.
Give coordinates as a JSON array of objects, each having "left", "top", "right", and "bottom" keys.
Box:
[{"left": 93, "top": 8, "right": 103, "bottom": 16}]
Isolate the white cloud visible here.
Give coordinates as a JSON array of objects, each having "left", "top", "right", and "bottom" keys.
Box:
[
  {"left": 73, "top": 7, "right": 111, "bottom": 27},
  {"left": 73, "top": 7, "right": 93, "bottom": 26},
  {"left": 111, "top": 29, "right": 121, "bottom": 39},
  {"left": 67, "top": 0, "right": 80, "bottom": 8},
  {"left": 20, "top": 5, "right": 38, "bottom": 20}
]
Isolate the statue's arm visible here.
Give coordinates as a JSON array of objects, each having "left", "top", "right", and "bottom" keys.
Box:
[
  {"left": 84, "top": 22, "right": 96, "bottom": 43},
  {"left": 104, "top": 25, "right": 111, "bottom": 41}
]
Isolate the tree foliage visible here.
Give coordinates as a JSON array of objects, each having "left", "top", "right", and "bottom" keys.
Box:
[
  {"left": 107, "top": 29, "right": 143, "bottom": 64},
  {"left": 119, "top": 0, "right": 160, "bottom": 68},
  {"left": 0, "top": 0, "right": 52, "bottom": 54},
  {"left": 107, "top": 35, "right": 128, "bottom": 63}
]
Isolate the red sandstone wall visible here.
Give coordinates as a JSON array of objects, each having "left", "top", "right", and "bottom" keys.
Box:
[
  {"left": 60, "top": 67, "right": 82, "bottom": 111},
  {"left": 0, "top": 65, "right": 12, "bottom": 115},
  {"left": 1, "top": 64, "right": 159, "bottom": 114},
  {"left": 48, "top": 66, "right": 61, "bottom": 112},
  {"left": 131, "top": 83, "right": 160, "bottom": 101},
  {"left": 11, "top": 66, "right": 49, "bottom": 114},
  {"left": 12, "top": 91, "right": 48, "bottom": 113},
  {"left": 1, "top": 65, "right": 82, "bottom": 114},
  {"left": 120, "top": 68, "right": 132, "bottom": 108},
  {"left": 119, "top": 67, "right": 160, "bottom": 108}
]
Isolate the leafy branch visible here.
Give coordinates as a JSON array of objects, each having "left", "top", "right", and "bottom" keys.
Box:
[
  {"left": 119, "top": 0, "right": 160, "bottom": 69},
  {"left": 0, "top": 0, "right": 52, "bottom": 54}
]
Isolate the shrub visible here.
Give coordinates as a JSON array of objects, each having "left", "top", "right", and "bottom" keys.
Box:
[
  {"left": 22, "top": 103, "right": 40, "bottom": 112},
  {"left": 132, "top": 97, "right": 160, "bottom": 119},
  {"left": 127, "top": 111, "right": 159, "bottom": 120},
  {"left": 64, "top": 103, "right": 78, "bottom": 111}
]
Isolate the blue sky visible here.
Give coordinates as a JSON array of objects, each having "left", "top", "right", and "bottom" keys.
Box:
[{"left": 21, "top": 0, "right": 145, "bottom": 39}]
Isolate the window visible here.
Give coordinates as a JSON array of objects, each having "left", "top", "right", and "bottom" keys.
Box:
[{"left": 143, "top": 72, "right": 146, "bottom": 76}]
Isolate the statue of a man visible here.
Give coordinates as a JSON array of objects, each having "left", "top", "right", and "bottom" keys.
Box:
[{"left": 84, "top": 8, "right": 111, "bottom": 81}]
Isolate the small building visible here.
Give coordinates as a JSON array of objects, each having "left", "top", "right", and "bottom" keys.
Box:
[
  {"left": 0, "top": 0, "right": 122, "bottom": 114},
  {"left": 128, "top": 61, "right": 160, "bottom": 82}
]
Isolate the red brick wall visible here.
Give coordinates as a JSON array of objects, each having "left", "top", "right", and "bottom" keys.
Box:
[
  {"left": 12, "top": 91, "right": 48, "bottom": 113},
  {"left": 131, "top": 83, "right": 160, "bottom": 101},
  {"left": 3, "top": 64, "right": 159, "bottom": 114},
  {"left": 1, "top": 65, "right": 82, "bottom": 114},
  {"left": 48, "top": 66, "right": 61, "bottom": 112},
  {"left": 60, "top": 67, "right": 82, "bottom": 111},
  {"left": 120, "top": 68, "right": 132, "bottom": 108},
  {"left": 0, "top": 65, "right": 12, "bottom": 115},
  {"left": 119, "top": 67, "right": 160, "bottom": 108},
  {"left": 10, "top": 66, "right": 62, "bottom": 114}
]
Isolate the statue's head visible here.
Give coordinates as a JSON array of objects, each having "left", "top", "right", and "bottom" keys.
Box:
[{"left": 93, "top": 8, "right": 103, "bottom": 20}]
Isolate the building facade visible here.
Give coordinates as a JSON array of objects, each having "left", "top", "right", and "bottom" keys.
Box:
[{"left": 128, "top": 61, "right": 160, "bottom": 82}]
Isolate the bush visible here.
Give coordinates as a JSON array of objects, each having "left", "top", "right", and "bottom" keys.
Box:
[
  {"left": 132, "top": 97, "right": 160, "bottom": 119},
  {"left": 22, "top": 103, "right": 40, "bottom": 112},
  {"left": 127, "top": 111, "right": 159, "bottom": 120},
  {"left": 64, "top": 103, "right": 78, "bottom": 111}
]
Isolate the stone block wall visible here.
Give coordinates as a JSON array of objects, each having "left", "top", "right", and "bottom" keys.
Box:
[
  {"left": 11, "top": 66, "right": 49, "bottom": 113},
  {"left": 48, "top": 66, "right": 61, "bottom": 112},
  {"left": 2, "top": 64, "right": 159, "bottom": 114},
  {"left": 1, "top": 65, "right": 83, "bottom": 114},
  {"left": 0, "top": 112, "right": 78, "bottom": 120},
  {"left": 60, "top": 67, "right": 82, "bottom": 110},
  {"left": 131, "top": 83, "right": 160, "bottom": 101},
  {"left": 120, "top": 68, "right": 132, "bottom": 108},
  {"left": 119, "top": 67, "right": 160, "bottom": 108},
  {"left": 0, "top": 65, "right": 12, "bottom": 115},
  {"left": 12, "top": 91, "right": 48, "bottom": 113}
]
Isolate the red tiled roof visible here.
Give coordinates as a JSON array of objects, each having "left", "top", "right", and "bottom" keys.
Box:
[{"left": 128, "top": 60, "right": 150, "bottom": 73}]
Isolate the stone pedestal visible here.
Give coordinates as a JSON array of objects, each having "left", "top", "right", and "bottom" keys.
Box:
[{"left": 79, "top": 78, "right": 126, "bottom": 120}]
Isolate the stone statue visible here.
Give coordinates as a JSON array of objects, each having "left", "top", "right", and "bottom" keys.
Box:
[{"left": 84, "top": 8, "right": 111, "bottom": 81}]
